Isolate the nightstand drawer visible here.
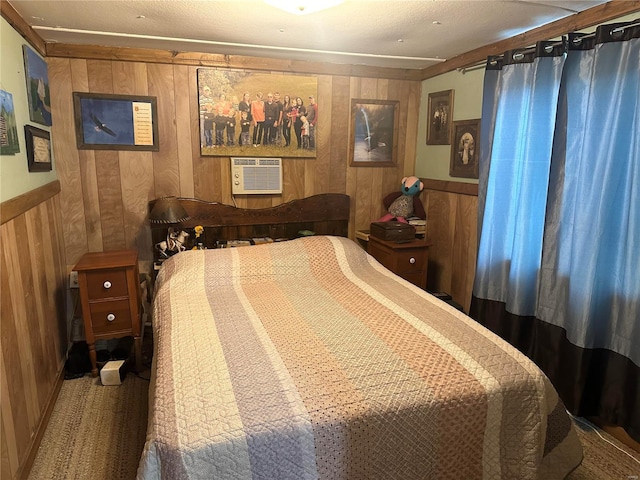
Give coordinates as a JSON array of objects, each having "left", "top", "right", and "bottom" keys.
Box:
[
  {"left": 394, "top": 249, "right": 427, "bottom": 274},
  {"left": 90, "top": 299, "right": 132, "bottom": 334},
  {"left": 85, "top": 269, "right": 128, "bottom": 300},
  {"left": 367, "top": 236, "right": 431, "bottom": 290}
]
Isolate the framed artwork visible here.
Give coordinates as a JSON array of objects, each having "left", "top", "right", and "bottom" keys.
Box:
[
  {"left": 1, "top": 90, "right": 20, "bottom": 155},
  {"left": 426, "top": 89, "right": 453, "bottom": 145},
  {"left": 349, "top": 99, "right": 398, "bottom": 167},
  {"left": 73, "top": 92, "right": 159, "bottom": 151},
  {"left": 22, "top": 45, "right": 52, "bottom": 126},
  {"left": 24, "top": 125, "right": 52, "bottom": 172},
  {"left": 197, "top": 68, "right": 318, "bottom": 158},
  {"left": 450, "top": 119, "right": 480, "bottom": 179}
]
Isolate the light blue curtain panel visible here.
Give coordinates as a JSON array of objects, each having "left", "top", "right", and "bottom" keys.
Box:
[
  {"left": 473, "top": 44, "right": 565, "bottom": 315},
  {"left": 538, "top": 32, "right": 640, "bottom": 365}
]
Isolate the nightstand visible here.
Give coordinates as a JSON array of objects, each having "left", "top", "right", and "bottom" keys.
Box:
[
  {"left": 74, "top": 250, "right": 142, "bottom": 377},
  {"left": 367, "top": 236, "right": 431, "bottom": 289}
]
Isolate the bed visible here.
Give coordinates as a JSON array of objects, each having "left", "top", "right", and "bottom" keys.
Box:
[{"left": 139, "top": 195, "right": 582, "bottom": 479}]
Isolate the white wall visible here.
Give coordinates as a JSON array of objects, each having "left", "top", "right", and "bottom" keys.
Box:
[
  {"left": 0, "top": 17, "right": 57, "bottom": 202},
  {"left": 415, "top": 68, "right": 484, "bottom": 183}
]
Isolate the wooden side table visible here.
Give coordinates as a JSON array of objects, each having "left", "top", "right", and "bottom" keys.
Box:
[
  {"left": 74, "top": 250, "right": 142, "bottom": 377},
  {"left": 367, "top": 236, "right": 431, "bottom": 289}
]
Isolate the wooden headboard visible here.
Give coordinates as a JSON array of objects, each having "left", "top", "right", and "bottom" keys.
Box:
[{"left": 150, "top": 193, "right": 350, "bottom": 255}]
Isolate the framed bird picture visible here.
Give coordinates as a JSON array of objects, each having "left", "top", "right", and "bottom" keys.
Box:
[{"left": 73, "top": 92, "right": 159, "bottom": 151}]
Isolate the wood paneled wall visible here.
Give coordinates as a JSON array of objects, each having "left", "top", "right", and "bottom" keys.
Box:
[
  {"left": 421, "top": 180, "right": 478, "bottom": 312},
  {"left": 1, "top": 184, "right": 67, "bottom": 480},
  {"left": 47, "top": 58, "right": 421, "bottom": 272}
]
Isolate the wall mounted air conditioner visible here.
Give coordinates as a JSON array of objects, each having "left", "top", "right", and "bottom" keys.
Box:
[{"left": 231, "top": 157, "right": 283, "bottom": 195}]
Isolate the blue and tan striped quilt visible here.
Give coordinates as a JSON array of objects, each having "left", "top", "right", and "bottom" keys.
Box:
[{"left": 138, "top": 235, "right": 582, "bottom": 479}]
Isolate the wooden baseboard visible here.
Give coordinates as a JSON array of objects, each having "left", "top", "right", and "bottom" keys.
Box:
[
  {"left": 588, "top": 417, "right": 640, "bottom": 454},
  {"left": 17, "top": 367, "right": 65, "bottom": 480}
]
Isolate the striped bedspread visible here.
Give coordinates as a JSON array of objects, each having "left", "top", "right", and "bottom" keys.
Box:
[{"left": 138, "top": 236, "right": 582, "bottom": 479}]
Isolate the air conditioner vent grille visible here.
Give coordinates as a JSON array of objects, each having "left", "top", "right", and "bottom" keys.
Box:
[{"left": 231, "top": 157, "right": 283, "bottom": 195}]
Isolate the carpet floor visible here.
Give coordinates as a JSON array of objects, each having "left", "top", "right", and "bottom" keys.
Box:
[{"left": 28, "top": 374, "right": 640, "bottom": 479}]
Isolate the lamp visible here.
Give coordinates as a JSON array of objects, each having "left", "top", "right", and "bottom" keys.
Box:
[{"left": 149, "top": 196, "right": 189, "bottom": 224}]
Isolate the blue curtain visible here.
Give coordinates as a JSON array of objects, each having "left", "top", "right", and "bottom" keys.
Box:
[
  {"left": 474, "top": 42, "right": 566, "bottom": 315},
  {"left": 472, "top": 20, "right": 640, "bottom": 440},
  {"left": 538, "top": 29, "right": 640, "bottom": 366}
]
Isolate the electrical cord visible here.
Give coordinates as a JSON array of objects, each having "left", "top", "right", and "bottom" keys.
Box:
[{"left": 568, "top": 412, "right": 640, "bottom": 466}]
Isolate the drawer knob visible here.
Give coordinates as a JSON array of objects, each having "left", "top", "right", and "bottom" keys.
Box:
[
  {"left": 409, "top": 257, "right": 416, "bottom": 264},
  {"left": 103, "top": 281, "right": 112, "bottom": 289},
  {"left": 107, "top": 313, "right": 116, "bottom": 322}
]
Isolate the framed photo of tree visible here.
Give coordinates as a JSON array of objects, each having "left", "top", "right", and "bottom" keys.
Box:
[{"left": 426, "top": 89, "right": 453, "bottom": 145}]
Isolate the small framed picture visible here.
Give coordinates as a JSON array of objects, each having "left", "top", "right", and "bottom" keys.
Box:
[
  {"left": 22, "top": 45, "right": 52, "bottom": 127},
  {"left": 426, "top": 89, "right": 453, "bottom": 145},
  {"left": 24, "top": 125, "right": 52, "bottom": 172},
  {"left": 450, "top": 119, "right": 480, "bottom": 179},
  {"left": 0, "top": 90, "right": 20, "bottom": 155},
  {"left": 349, "top": 99, "right": 398, "bottom": 167},
  {"left": 73, "top": 92, "right": 159, "bottom": 151}
]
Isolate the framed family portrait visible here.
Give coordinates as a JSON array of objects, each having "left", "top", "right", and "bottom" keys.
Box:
[
  {"left": 197, "top": 68, "right": 318, "bottom": 158},
  {"left": 450, "top": 119, "right": 480, "bottom": 179},
  {"left": 24, "top": 125, "right": 52, "bottom": 172},
  {"left": 349, "top": 99, "right": 398, "bottom": 167},
  {"left": 426, "top": 89, "right": 453, "bottom": 145},
  {"left": 73, "top": 92, "right": 159, "bottom": 151}
]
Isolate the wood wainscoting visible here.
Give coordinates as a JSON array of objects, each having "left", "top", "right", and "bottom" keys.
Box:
[
  {"left": 1, "top": 182, "right": 68, "bottom": 480},
  {"left": 420, "top": 179, "right": 478, "bottom": 313}
]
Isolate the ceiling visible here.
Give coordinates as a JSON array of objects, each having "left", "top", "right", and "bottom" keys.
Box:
[{"left": 8, "top": 0, "right": 609, "bottom": 70}]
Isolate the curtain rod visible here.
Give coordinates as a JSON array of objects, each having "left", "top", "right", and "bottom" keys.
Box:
[
  {"left": 457, "top": 40, "right": 563, "bottom": 74},
  {"left": 457, "top": 18, "right": 639, "bottom": 75}
]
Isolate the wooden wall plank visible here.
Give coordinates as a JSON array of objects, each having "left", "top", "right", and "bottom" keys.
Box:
[
  {"left": 1, "top": 222, "right": 38, "bottom": 439},
  {"left": 451, "top": 194, "right": 477, "bottom": 312},
  {"left": 13, "top": 215, "right": 47, "bottom": 426},
  {"left": 33, "top": 204, "right": 58, "bottom": 380},
  {"left": 1, "top": 395, "right": 19, "bottom": 479},
  {"left": 95, "top": 151, "right": 126, "bottom": 250},
  {"left": 78, "top": 147, "right": 103, "bottom": 253},
  {"left": 174, "top": 65, "right": 195, "bottom": 198},
  {"left": 149, "top": 63, "right": 181, "bottom": 197},
  {"left": 311, "top": 75, "right": 332, "bottom": 196},
  {"left": 329, "top": 76, "right": 350, "bottom": 194},
  {"left": 24, "top": 209, "right": 53, "bottom": 403},
  {"left": 283, "top": 159, "right": 305, "bottom": 203},
  {"left": 71, "top": 59, "right": 101, "bottom": 252},
  {"left": 426, "top": 190, "right": 453, "bottom": 291},
  {"left": 1, "top": 254, "right": 24, "bottom": 478},
  {"left": 45, "top": 197, "right": 68, "bottom": 361},
  {"left": 48, "top": 57, "right": 88, "bottom": 267}
]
